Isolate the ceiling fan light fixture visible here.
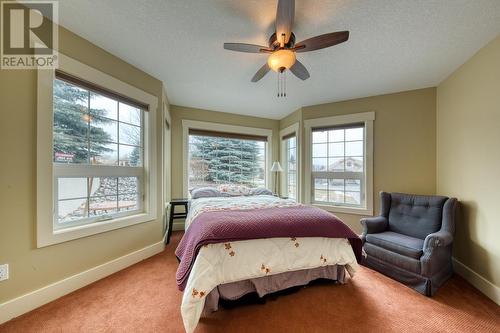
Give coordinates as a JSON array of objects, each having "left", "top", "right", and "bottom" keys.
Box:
[{"left": 267, "top": 49, "right": 296, "bottom": 72}]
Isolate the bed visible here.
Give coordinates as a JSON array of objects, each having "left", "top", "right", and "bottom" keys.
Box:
[{"left": 175, "top": 193, "right": 362, "bottom": 333}]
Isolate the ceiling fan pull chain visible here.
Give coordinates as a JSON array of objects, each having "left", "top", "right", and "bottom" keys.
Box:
[{"left": 284, "top": 70, "right": 287, "bottom": 97}]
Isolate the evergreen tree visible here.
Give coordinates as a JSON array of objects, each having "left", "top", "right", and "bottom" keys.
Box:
[
  {"left": 53, "top": 80, "right": 113, "bottom": 163},
  {"left": 190, "top": 136, "right": 263, "bottom": 186}
]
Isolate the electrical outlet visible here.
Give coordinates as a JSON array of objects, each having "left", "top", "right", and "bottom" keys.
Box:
[{"left": 0, "top": 264, "right": 9, "bottom": 282}]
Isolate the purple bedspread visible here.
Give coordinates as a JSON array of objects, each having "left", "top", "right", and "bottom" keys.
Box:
[{"left": 175, "top": 205, "right": 362, "bottom": 291}]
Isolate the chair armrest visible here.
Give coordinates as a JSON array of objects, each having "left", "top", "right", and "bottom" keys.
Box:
[
  {"left": 360, "top": 216, "right": 388, "bottom": 236},
  {"left": 423, "top": 230, "right": 453, "bottom": 251}
]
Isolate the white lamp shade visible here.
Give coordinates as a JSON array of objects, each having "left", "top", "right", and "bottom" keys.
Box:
[{"left": 270, "top": 161, "right": 283, "bottom": 172}]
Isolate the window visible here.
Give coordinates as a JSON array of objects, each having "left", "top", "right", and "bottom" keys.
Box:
[
  {"left": 284, "top": 134, "right": 297, "bottom": 199},
  {"left": 37, "top": 54, "right": 158, "bottom": 247},
  {"left": 188, "top": 130, "right": 266, "bottom": 190},
  {"left": 53, "top": 75, "right": 144, "bottom": 229},
  {"left": 311, "top": 124, "right": 364, "bottom": 206},
  {"left": 304, "top": 112, "right": 374, "bottom": 215}
]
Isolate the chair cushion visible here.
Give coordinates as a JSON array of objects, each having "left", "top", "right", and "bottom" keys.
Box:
[
  {"left": 365, "top": 231, "right": 424, "bottom": 259},
  {"left": 388, "top": 193, "right": 448, "bottom": 239},
  {"left": 364, "top": 243, "right": 421, "bottom": 274}
]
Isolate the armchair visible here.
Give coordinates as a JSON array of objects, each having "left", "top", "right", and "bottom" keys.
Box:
[{"left": 360, "top": 192, "right": 458, "bottom": 296}]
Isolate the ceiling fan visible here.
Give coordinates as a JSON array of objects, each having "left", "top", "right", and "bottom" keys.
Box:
[{"left": 223, "top": 0, "right": 349, "bottom": 96}]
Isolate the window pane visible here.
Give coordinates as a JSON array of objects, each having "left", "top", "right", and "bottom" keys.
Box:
[
  {"left": 119, "top": 194, "right": 139, "bottom": 211},
  {"left": 58, "top": 198, "right": 87, "bottom": 223},
  {"left": 345, "top": 157, "right": 363, "bottom": 172},
  {"left": 312, "top": 158, "right": 327, "bottom": 171},
  {"left": 329, "top": 129, "right": 344, "bottom": 142},
  {"left": 314, "top": 178, "right": 328, "bottom": 202},
  {"left": 119, "top": 145, "right": 142, "bottom": 166},
  {"left": 91, "top": 142, "right": 118, "bottom": 165},
  {"left": 329, "top": 179, "right": 344, "bottom": 191},
  {"left": 328, "top": 157, "right": 344, "bottom": 172},
  {"left": 90, "top": 116, "right": 117, "bottom": 143},
  {"left": 90, "top": 93, "right": 117, "bottom": 120},
  {"left": 328, "top": 142, "right": 344, "bottom": 157},
  {"left": 53, "top": 136, "right": 89, "bottom": 164},
  {"left": 345, "top": 179, "right": 361, "bottom": 191},
  {"left": 345, "top": 141, "right": 363, "bottom": 156},
  {"left": 53, "top": 108, "right": 88, "bottom": 140},
  {"left": 312, "top": 143, "right": 327, "bottom": 157},
  {"left": 89, "top": 196, "right": 118, "bottom": 217},
  {"left": 288, "top": 137, "right": 296, "bottom": 149},
  {"left": 118, "top": 177, "right": 139, "bottom": 194},
  {"left": 288, "top": 172, "right": 296, "bottom": 185},
  {"left": 58, "top": 178, "right": 87, "bottom": 200},
  {"left": 312, "top": 131, "right": 327, "bottom": 143},
  {"left": 119, "top": 103, "right": 141, "bottom": 126},
  {"left": 328, "top": 190, "right": 343, "bottom": 203},
  {"left": 345, "top": 191, "right": 361, "bottom": 205},
  {"left": 188, "top": 135, "right": 265, "bottom": 188},
  {"left": 346, "top": 127, "right": 363, "bottom": 141},
  {"left": 89, "top": 177, "right": 118, "bottom": 197},
  {"left": 119, "top": 122, "right": 141, "bottom": 146},
  {"left": 288, "top": 185, "right": 296, "bottom": 200},
  {"left": 54, "top": 79, "right": 88, "bottom": 109}
]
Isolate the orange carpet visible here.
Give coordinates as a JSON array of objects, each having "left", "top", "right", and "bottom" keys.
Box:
[{"left": 1, "top": 232, "right": 499, "bottom": 333}]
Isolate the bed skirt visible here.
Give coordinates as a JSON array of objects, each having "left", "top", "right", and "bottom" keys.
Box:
[{"left": 203, "top": 265, "right": 346, "bottom": 314}]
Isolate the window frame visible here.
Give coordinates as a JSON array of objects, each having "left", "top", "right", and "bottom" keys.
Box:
[
  {"left": 304, "top": 112, "right": 374, "bottom": 216},
  {"left": 37, "top": 53, "right": 159, "bottom": 247},
  {"left": 182, "top": 120, "right": 273, "bottom": 197},
  {"left": 280, "top": 123, "right": 300, "bottom": 201}
]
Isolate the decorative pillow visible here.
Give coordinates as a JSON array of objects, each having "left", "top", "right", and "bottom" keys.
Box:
[
  {"left": 217, "top": 184, "right": 252, "bottom": 196},
  {"left": 250, "top": 187, "right": 274, "bottom": 196},
  {"left": 191, "top": 187, "right": 226, "bottom": 199}
]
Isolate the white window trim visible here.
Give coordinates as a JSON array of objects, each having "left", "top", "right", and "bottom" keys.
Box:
[
  {"left": 280, "top": 123, "right": 300, "bottom": 201},
  {"left": 37, "top": 53, "right": 159, "bottom": 247},
  {"left": 182, "top": 120, "right": 273, "bottom": 198},
  {"left": 304, "top": 112, "right": 374, "bottom": 216}
]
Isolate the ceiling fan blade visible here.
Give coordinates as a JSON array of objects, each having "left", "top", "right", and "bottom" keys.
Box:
[
  {"left": 276, "top": 0, "right": 295, "bottom": 45},
  {"left": 289, "top": 60, "right": 310, "bottom": 80},
  {"left": 224, "top": 43, "right": 272, "bottom": 53},
  {"left": 251, "top": 63, "right": 271, "bottom": 82},
  {"left": 295, "top": 31, "right": 349, "bottom": 53}
]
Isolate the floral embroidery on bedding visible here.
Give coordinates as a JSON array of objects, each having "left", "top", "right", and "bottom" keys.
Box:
[
  {"left": 223, "top": 243, "right": 236, "bottom": 257},
  {"left": 191, "top": 288, "right": 206, "bottom": 298},
  {"left": 261, "top": 264, "right": 271, "bottom": 274},
  {"left": 290, "top": 237, "right": 300, "bottom": 248},
  {"left": 320, "top": 254, "right": 327, "bottom": 264}
]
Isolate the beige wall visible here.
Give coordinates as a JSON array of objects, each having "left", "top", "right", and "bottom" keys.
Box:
[
  {"left": 0, "top": 26, "right": 166, "bottom": 303},
  {"left": 170, "top": 105, "right": 280, "bottom": 201},
  {"left": 301, "top": 88, "right": 437, "bottom": 232},
  {"left": 437, "top": 35, "right": 500, "bottom": 288}
]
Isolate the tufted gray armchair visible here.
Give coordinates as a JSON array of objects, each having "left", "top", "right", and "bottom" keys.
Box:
[{"left": 360, "top": 192, "right": 458, "bottom": 296}]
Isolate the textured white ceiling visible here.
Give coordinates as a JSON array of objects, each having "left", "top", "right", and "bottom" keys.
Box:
[{"left": 56, "top": 0, "right": 500, "bottom": 119}]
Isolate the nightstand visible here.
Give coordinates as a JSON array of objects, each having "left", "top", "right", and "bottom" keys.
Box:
[{"left": 166, "top": 199, "right": 189, "bottom": 244}]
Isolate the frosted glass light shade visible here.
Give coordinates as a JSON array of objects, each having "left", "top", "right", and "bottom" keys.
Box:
[
  {"left": 267, "top": 49, "right": 296, "bottom": 72},
  {"left": 270, "top": 161, "right": 283, "bottom": 172}
]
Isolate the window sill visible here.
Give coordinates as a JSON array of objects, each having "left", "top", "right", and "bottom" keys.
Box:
[
  {"left": 312, "top": 203, "right": 373, "bottom": 216},
  {"left": 37, "top": 212, "right": 157, "bottom": 248}
]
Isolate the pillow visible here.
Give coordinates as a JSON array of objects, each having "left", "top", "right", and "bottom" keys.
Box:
[
  {"left": 250, "top": 187, "right": 274, "bottom": 196},
  {"left": 191, "top": 187, "right": 226, "bottom": 199},
  {"left": 218, "top": 184, "right": 252, "bottom": 196}
]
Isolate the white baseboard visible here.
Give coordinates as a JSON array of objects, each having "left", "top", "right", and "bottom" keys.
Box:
[
  {"left": 453, "top": 257, "right": 500, "bottom": 305},
  {"left": 0, "top": 239, "right": 165, "bottom": 325}
]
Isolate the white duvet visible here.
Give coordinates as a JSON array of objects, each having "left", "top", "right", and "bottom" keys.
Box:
[{"left": 180, "top": 196, "right": 359, "bottom": 333}]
